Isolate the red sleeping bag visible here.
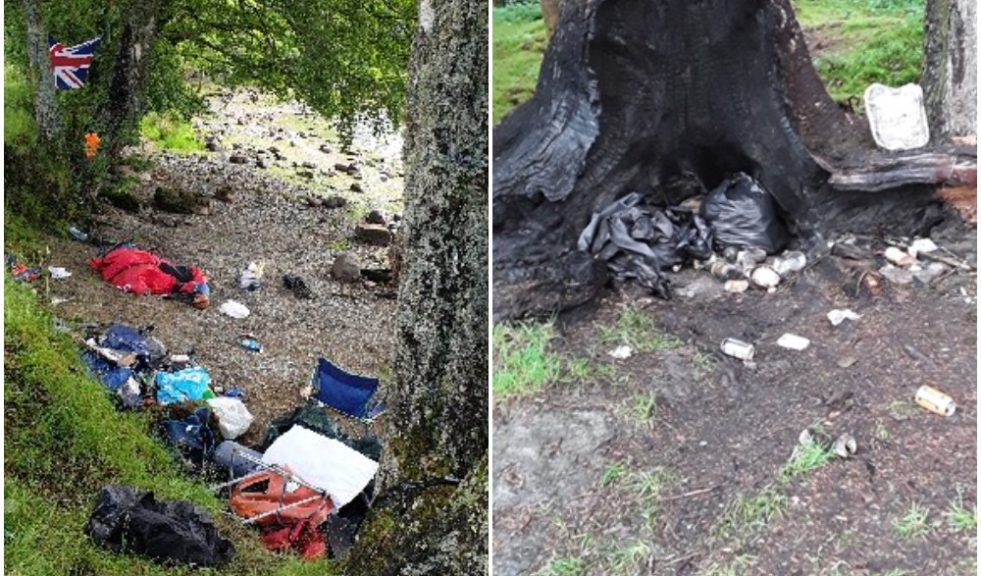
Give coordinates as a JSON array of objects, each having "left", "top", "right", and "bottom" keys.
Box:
[{"left": 90, "top": 246, "right": 210, "bottom": 308}]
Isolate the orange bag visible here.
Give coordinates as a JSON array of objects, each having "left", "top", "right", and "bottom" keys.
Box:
[{"left": 229, "top": 469, "right": 333, "bottom": 528}]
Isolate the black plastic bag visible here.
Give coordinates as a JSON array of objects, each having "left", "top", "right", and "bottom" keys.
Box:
[
  {"left": 701, "top": 172, "right": 788, "bottom": 254},
  {"left": 87, "top": 485, "right": 234, "bottom": 567}
]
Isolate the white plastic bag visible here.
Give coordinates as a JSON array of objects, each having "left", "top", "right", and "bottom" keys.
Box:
[
  {"left": 207, "top": 397, "right": 254, "bottom": 440},
  {"left": 219, "top": 300, "right": 250, "bottom": 319}
]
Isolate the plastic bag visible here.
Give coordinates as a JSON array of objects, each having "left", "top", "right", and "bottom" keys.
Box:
[
  {"left": 206, "top": 397, "right": 254, "bottom": 440},
  {"left": 702, "top": 173, "right": 788, "bottom": 254},
  {"left": 156, "top": 367, "right": 213, "bottom": 405}
]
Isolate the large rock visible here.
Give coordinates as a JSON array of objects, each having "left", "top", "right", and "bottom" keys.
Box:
[
  {"left": 331, "top": 253, "right": 362, "bottom": 283},
  {"left": 355, "top": 224, "right": 393, "bottom": 246}
]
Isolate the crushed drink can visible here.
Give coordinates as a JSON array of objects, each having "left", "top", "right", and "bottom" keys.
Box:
[
  {"left": 915, "top": 385, "right": 956, "bottom": 416},
  {"left": 721, "top": 338, "right": 755, "bottom": 361}
]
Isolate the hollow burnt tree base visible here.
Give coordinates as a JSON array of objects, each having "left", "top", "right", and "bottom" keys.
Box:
[{"left": 493, "top": 0, "right": 976, "bottom": 320}]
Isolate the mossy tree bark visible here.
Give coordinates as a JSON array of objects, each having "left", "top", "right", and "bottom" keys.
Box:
[
  {"left": 493, "top": 0, "right": 976, "bottom": 320},
  {"left": 923, "top": 0, "right": 977, "bottom": 140},
  {"left": 22, "top": 0, "right": 62, "bottom": 144},
  {"left": 345, "top": 0, "right": 488, "bottom": 573}
]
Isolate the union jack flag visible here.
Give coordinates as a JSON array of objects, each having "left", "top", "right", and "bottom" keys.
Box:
[{"left": 48, "top": 36, "right": 101, "bottom": 90}]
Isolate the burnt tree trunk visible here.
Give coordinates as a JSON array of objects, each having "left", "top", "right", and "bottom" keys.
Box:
[
  {"left": 98, "top": 0, "right": 163, "bottom": 160},
  {"left": 23, "top": 0, "right": 61, "bottom": 144},
  {"left": 345, "top": 0, "right": 488, "bottom": 573},
  {"left": 923, "top": 0, "right": 976, "bottom": 140},
  {"left": 493, "top": 0, "right": 976, "bottom": 320}
]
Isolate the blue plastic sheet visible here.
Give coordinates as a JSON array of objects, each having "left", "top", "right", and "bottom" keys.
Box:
[
  {"left": 156, "top": 367, "right": 212, "bottom": 405},
  {"left": 163, "top": 407, "right": 216, "bottom": 467},
  {"left": 102, "top": 324, "right": 166, "bottom": 369}
]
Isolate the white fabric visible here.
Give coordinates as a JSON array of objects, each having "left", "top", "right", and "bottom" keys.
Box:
[
  {"left": 206, "top": 397, "right": 254, "bottom": 440},
  {"left": 261, "top": 425, "right": 378, "bottom": 508}
]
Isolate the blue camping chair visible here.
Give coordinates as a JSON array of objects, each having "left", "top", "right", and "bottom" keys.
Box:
[{"left": 312, "top": 358, "right": 386, "bottom": 423}]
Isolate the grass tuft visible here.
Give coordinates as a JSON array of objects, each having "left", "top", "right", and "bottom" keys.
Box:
[
  {"left": 536, "top": 556, "right": 586, "bottom": 576},
  {"left": 892, "top": 502, "right": 931, "bottom": 539},
  {"left": 600, "top": 462, "right": 627, "bottom": 487},
  {"left": 599, "top": 307, "right": 679, "bottom": 354},
  {"left": 493, "top": 321, "right": 562, "bottom": 398},
  {"left": 778, "top": 437, "right": 834, "bottom": 482},
  {"left": 943, "top": 496, "right": 977, "bottom": 534}
]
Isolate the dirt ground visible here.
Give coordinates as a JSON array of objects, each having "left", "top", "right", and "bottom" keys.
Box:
[
  {"left": 493, "top": 222, "right": 977, "bottom": 575},
  {"left": 40, "top": 90, "right": 402, "bottom": 444}
]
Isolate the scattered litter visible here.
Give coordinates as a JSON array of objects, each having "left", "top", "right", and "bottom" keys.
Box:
[
  {"left": 608, "top": 345, "right": 633, "bottom": 359},
  {"left": 884, "top": 246, "right": 914, "bottom": 266},
  {"left": 223, "top": 386, "right": 247, "bottom": 401},
  {"left": 750, "top": 266, "right": 781, "bottom": 288},
  {"left": 213, "top": 441, "right": 263, "bottom": 478},
  {"left": 156, "top": 366, "right": 214, "bottom": 404},
  {"left": 82, "top": 353, "right": 142, "bottom": 409},
  {"left": 914, "top": 262, "right": 947, "bottom": 285},
  {"left": 48, "top": 266, "right": 72, "bottom": 279},
  {"left": 239, "top": 261, "right": 264, "bottom": 291},
  {"left": 777, "top": 333, "right": 810, "bottom": 351},
  {"left": 720, "top": 338, "right": 755, "bottom": 361},
  {"left": 207, "top": 397, "right": 254, "bottom": 440},
  {"left": 262, "top": 403, "right": 382, "bottom": 460},
  {"left": 238, "top": 336, "right": 262, "bottom": 352},
  {"left": 702, "top": 172, "right": 788, "bottom": 254},
  {"left": 772, "top": 251, "right": 806, "bottom": 275},
  {"left": 87, "top": 485, "right": 234, "bottom": 567},
  {"left": 836, "top": 355, "right": 858, "bottom": 369},
  {"left": 879, "top": 264, "right": 914, "bottom": 285},
  {"left": 736, "top": 248, "right": 768, "bottom": 270},
  {"left": 50, "top": 296, "right": 70, "bottom": 306},
  {"left": 90, "top": 245, "right": 210, "bottom": 309},
  {"left": 914, "top": 385, "right": 956, "bottom": 416},
  {"left": 907, "top": 238, "right": 938, "bottom": 257},
  {"left": 283, "top": 274, "right": 313, "bottom": 299},
  {"left": 832, "top": 433, "right": 857, "bottom": 458},
  {"left": 68, "top": 225, "right": 89, "bottom": 242},
  {"left": 864, "top": 83, "right": 929, "bottom": 151},
  {"left": 827, "top": 309, "right": 861, "bottom": 327},
  {"left": 169, "top": 353, "right": 191, "bottom": 367},
  {"left": 164, "top": 406, "right": 217, "bottom": 466},
  {"left": 710, "top": 260, "right": 742, "bottom": 281},
  {"left": 219, "top": 300, "right": 250, "bottom": 319},
  {"left": 262, "top": 425, "right": 379, "bottom": 509},
  {"left": 85, "top": 338, "right": 138, "bottom": 367},
  {"left": 724, "top": 279, "right": 750, "bottom": 293},
  {"left": 11, "top": 264, "right": 41, "bottom": 282}
]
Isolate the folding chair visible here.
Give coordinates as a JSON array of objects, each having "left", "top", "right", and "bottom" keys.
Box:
[{"left": 311, "top": 358, "right": 386, "bottom": 424}]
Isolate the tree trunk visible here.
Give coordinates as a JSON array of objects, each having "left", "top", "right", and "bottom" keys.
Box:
[
  {"left": 923, "top": 0, "right": 977, "bottom": 140},
  {"left": 22, "top": 0, "right": 61, "bottom": 144},
  {"left": 99, "top": 0, "right": 163, "bottom": 159},
  {"left": 541, "top": 0, "right": 560, "bottom": 39},
  {"left": 492, "top": 0, "right": 976, "bottom": 320},
  {"left": 345, "top": 0, "right": 488, "bottom": 573}
]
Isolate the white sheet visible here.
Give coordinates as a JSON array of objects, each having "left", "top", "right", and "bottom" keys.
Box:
[{"left": 261, "top": 425, "right": 378, "bottom": 508}]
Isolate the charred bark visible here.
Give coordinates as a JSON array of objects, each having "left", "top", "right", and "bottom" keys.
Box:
[
  {"left": 345, "top": 0, "right": 488, "bottom": 573},
  {"left": 493, "top": 0, "right": 976, "bottom": 320}
]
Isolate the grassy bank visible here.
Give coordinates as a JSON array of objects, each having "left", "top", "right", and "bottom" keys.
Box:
[
  {"left": 3, "top": 270, "right": 334, "bottom": 575},
  {"left": 492, "top": 0, "right": 925, "bottom": 121}
]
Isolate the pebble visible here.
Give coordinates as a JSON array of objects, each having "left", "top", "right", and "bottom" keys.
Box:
[{"left": 879, "top": 264, "right": 914, "bottom": 285}]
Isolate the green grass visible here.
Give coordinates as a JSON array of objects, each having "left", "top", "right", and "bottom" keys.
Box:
[
  {"left": 536, "top": 557, "right": 586, "bottom": 576},
  {"left": 628, "top": 468, "right": 669, "bottom": 530},
  {"left": 702, "top": 555, "right": 756, "bottom": 576},
  {"left": 716, "top": 487, "right": 788, "bottom": 540},
  {"left": 626, "top": 392, "right": 658, "bottom": 428},
  {"left": 778, "top": 438, "right": 835, "bottom": 482},
  {"left": 492, "top": 2, "right": 548, "bottom": 123},
  {"left": 599, "top": 307, "right": 679, "bottom": 353},
  {"left": 607, "top": 541, "right": 651, "bottom": 575},
  {"left": 600, "top": 462, "right": 627, "bottom": 487},
  {"left": 140, "top": 111, "right": 205, "bottom": 152},
  {"left": 5, "top": 60, "right": 36, "bottom": 146},
  {"left": 892, "top": 502, "right": 931, "bottom": 539},
  {"left": 492, "top": 0, "right": 926, "bottom": 122},
  {"left": 3, "top": 273, "right": 336, "bottom": 575},
  {"left": 944, "top": 497, "right": 977, "bottom": 534},
  {"left": 493, "top": 321, "right": 562, "bottom": 398}
]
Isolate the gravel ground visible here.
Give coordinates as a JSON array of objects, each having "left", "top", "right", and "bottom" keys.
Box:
[{"left": 44, "top": 90, "right": 403, "bottom": 444}]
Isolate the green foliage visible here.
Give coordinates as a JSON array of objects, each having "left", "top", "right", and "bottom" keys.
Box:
[
  {"left": 892, "top": 502, "right": 931, "bottom": 539},
  {"left": 600, "top": 462, "right": 627, "bottom": 487},
  {"left": 599, "top": 307, "right": 679, "bottom": 353},
  {"left": 492, "top": 2, "right": 546, "bottom": 123},
  {"left": 4, "top": 61, "right": 36, "bottom": 146},
  {"left": 537, "top": 557, "right": 586, "bottom": 576},
  {"left": 140, "top": 111, "right": 204, "bottom": 152},
  {"left": 944, "top": 496, "right": 976, "bottom": 534},
  {"left": 3, "top": 275, "right": 338, "bottom": 575},
  {"left": 493, "top": 321, "right": 561, "bottom": 398},
  {"left": 778, "top": 437, "right": 834, "bottom": 482}
]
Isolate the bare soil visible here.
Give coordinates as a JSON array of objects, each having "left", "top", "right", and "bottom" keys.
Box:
[{"left": 493, "top": 223, "right": 977, "bottom": 575}]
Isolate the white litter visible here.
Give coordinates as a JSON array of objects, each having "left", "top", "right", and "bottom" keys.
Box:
[
  {"left": 884, "top": 246, "right": 914, "bottom": 266},
  {"left": 750, "top": 266, "right": 781, "bottom": 288},
  {"left": 908, "top": 238, "right": 938, "bottom": 257},
  {"left": 864, "top": 83, "right": 929, "bottom": 151},
  {"left": 773, "top": 251, "right": 807, "bottom": 275},
  {"left": 48, "top": 266, "right": 72, "bottom": 279},
  {"left": 207, "top": 397, "right": 254, "bottom": 440},
  {"left": 777, "top": 333, "right": 810, "bottom": 351},
  {"left": 608, "top": 345, "right": 633, "bottom": 359},
  {"left": 827, "top": 309, "right": 861, "bottom": 327},
  {"left": 219, "top": 300, "right": 251, "bottom": 319},
  {"left": 262, "top": 425, "right": 378, "bottom": 508},
  {"left": 724, "top": 279, "right": 750, "bottom": 293}
]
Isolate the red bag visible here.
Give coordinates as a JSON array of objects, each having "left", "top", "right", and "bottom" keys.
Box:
[{"left": 89, "top": 246, "right": 209, "bottom": 307}]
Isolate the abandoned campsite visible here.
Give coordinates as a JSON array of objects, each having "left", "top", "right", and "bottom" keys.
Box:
[
  {"left": 5, "top": 1, "right": 487, "bottom": 575},
  {"left": 492, "top": 0, "right": 976, "bottom": 575}
]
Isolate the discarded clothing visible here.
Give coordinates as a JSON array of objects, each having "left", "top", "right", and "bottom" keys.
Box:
[
  {"left": 262, "top": 403, "right": 383, "bottom": 461},
  {"left": 313, "top": 358, "right": 385, "bottom": 420},
  {"left": 87, "top": 485, "right": 234, "bottom": 567},
  {"left": 229, "top": 469, "right": 332, "bottom": 560},
  {"left": 163, "top": 406, "right": 217, "bottom": 466},
  {"left": 156, "top": 367, "right": 213, "bottom": 405},
  {"left": 701, "top": 172, "right": 788, "bottom": 254},
  {"left": 262, "top": 425, "right": 379, "bottom": 508},
  {"left": 578, "top": 193, "right": 714, "bottom": 298},
  {"left": 82, "top": 352, "right": 143, "bottom": 409},
  {"left": 101, "top": 324, "right": 168, "bottom": 372},
  {"left": 283, "top": 274, "right": 313, "bottom": 299},
  {"left": 89, "top": 245, "right": 210, "bottom": 309},
  {"left": 206, "top": 397, "right": 254, "bottom": 440}
]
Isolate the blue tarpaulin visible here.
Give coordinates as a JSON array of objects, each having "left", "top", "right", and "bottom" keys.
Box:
[{"left": 313, "top": 358, "right": 383, "bottom": 420}]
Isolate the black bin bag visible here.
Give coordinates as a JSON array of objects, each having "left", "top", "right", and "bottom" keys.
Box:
[{"left": 702, "top": 172, "right": 788, "bottom": 254}]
